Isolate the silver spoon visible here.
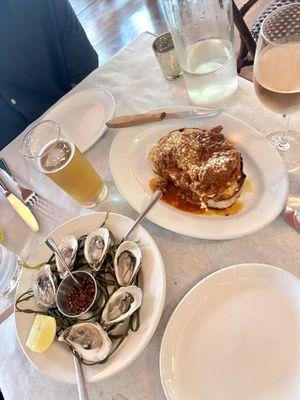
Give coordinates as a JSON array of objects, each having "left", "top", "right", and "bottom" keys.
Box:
[
  {"left": 45, "top": 237, "right": 81, "bottom": 285},
  {"left": 73, "top": 355, "right": 90, "bottom": 400},
  {"left": 122, "top": 190, "right": 162, "bottom": 241}
]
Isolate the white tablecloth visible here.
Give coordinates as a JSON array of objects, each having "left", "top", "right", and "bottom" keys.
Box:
[{"left": 0, "top": 32, "right": 300, "bottom": 400}]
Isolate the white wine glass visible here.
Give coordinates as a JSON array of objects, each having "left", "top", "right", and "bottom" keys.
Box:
[{"left": 253, "top": 3, "right": 300, "bottom": 167}]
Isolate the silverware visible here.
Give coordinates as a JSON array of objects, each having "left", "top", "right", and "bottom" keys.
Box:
[
  {"left": 283, "top": 204, "right": 300, "bottom": 232},
  {"left": 73, "top": 354, "right": 90, "bottom": 400},
  {"left": 106, "top": 109, "right": 219, "bottom": 128},
  {"left": 45, "top": 238, "right": 81, "bottom": 285},
  {"left": 0, "top": 158, "right": 38, "bottom": 207},
  {"left": 122, "top": 190, "right": 162, "bottom": 241},
  {"left": 112, "top": 394, "right": 130, "bottom": 400},
  {"left": 0, "top": 178, "right": 39, "bottom": 232},
  {"left": 0, "top": 304, "right": 14, "bottom": 325}
]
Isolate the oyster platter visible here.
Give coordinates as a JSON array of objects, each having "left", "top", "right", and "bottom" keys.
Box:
[{"left": 14, "top": 212, "right": 166, "bottom": 382}]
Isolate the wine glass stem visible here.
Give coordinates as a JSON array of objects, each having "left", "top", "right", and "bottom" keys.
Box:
[{"left": 278, "top": 114, "right": 290, "bottom": 151}]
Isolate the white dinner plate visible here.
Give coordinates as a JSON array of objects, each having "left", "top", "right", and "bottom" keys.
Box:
[
  {"left": 15, "top": 212, "right": 165, "bottom": 383},
  {"left": 160, "top": 263, "right": 300, "bottom": 400},
  {"left": 44, "top": 88, "right": 115, "bottom": 152},
  {"left": 109, "top": 106, "right": 288, "bottom": 240}
]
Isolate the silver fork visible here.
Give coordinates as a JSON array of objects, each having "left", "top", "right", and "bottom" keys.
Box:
[{"left": 0, "top": 158, "right": 38, "bottom": 207}]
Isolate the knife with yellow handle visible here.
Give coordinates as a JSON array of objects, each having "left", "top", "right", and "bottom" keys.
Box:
[{"left": 0, "top": 179, "right": 39, "bottom": 232}]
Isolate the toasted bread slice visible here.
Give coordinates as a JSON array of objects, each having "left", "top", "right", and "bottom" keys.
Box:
[{"left": 149, "top": 126, "right": 246, "bottom": 209}]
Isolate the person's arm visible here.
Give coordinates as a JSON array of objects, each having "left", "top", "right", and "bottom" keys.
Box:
[{"left": 51, "top": 0, "right": 98, "bottom": 85}]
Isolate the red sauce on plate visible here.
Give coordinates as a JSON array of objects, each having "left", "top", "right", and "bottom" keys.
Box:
[{"left": 149, "top": 177, "right": 245, "bottom": 216}]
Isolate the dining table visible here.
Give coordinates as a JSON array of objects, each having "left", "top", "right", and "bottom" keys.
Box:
[{"left": 0, "top": 31, "right": 300, "bottom": 400}]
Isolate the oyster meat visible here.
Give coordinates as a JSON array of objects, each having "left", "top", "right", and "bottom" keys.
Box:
[
  {"left": 32, "top": 264, "right": 57, "bottom": 309},
  {"left": 58, "top": 322, "right": 112, "bottom": 363},
  {"left": 55, "top": 235, "right": 78, "bottom": 279},
  {"left": 101, "top": 285, "right": 142, "bottom": 326},
  {"left": 114, "top": 241, "right": 141, "bottom": 286},
  {"left": 84, "top": 228, "right": 110, "bottom": 270}
]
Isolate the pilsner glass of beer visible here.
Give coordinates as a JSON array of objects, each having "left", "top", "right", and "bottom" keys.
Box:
[{"left": 20, "top": 120, "right": 107, "bottom": 207}]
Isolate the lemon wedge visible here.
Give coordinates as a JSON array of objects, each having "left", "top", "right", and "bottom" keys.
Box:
[
  {"left": 0, "top": 229, "right": 3, "bottom": 244},
  {"left": 26, "top": 315, "right": 56, "bottom": 354}
]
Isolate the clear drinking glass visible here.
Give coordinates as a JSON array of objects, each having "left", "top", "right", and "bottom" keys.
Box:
[
  {"left": 162, "top": 0, "right": 238, "bottom": 110},
  {"left": 253, "top": 4, "right": 300, "bottom": 165},
  {"left": 20, "top": 120, "right": 108, "bottom": 207},
  {"left": 0, "top": 244, "right": 21, "bottom": 298}
]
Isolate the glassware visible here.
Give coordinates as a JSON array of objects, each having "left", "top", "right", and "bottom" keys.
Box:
[
  {"left": 0, "top": 244, "right": 21, "bottom": 298},
  {"left": 20, "top": 120, "right": 108, "bottom": 208},
  {"left": 253, "top": 3, "right": 300, "bottom": 162},
  {"left": 152, "top": 32, "right": 183, "bottom": 80},
  {"left": 162, "top": 0, "right": 238, "bottom": 110}
]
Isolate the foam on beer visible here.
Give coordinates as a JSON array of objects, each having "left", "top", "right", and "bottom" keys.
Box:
[{"left": 38, "top": 139, "right": 75, "bottom": 174}]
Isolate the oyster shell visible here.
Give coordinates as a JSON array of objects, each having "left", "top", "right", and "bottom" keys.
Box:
[
  {"left": 55, "top": 235, "right": 78, "bottom": 279},
  {"left": 114, "top": 241, "right": 141, "bottom": 286},
  {"left": 58, "top": 322, "right": 112, "bottom": 363},
  {"left": 32, "top": 264, "right": 57, "bottom": 309},
  {"left": 84, "top": 228, "right": 110, "bottom": 270},
  {"left": 101, "top": 285, "right": 142, "bottom": 326}
]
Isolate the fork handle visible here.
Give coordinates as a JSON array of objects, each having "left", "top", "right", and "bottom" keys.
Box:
[
  {"left": 122, "top": 190, "right": 162, "bottom": 241},
  {"left": 73, "top": 355, "right": 90, "bottom": 400},
  {"left": 0, "top": 158, "right": 20, "bottom": 189}
]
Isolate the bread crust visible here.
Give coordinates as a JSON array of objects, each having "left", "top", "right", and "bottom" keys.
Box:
[{"left": 148, "top": 126, "right": 246, "bottom": 209}]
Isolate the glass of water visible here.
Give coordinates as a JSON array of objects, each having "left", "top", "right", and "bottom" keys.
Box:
[
  {"left": 162, "top": 0, "right": 238, "bottom": 110},
  {"left": 0, "top": 244, "right": 22, "bottom": 298}
]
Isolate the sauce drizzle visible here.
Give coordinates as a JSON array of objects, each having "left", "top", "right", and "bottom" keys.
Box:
[{"left": 150, "top": 177, "right": 245, "bottom": 216}]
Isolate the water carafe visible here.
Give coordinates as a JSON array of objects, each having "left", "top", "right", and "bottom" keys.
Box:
[{"left": 163, "top": 0, "right": 238, "bottom": 110}]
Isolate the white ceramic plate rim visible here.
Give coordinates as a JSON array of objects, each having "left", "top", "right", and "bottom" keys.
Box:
[
  {"left": 14, "top": 212, "right": 166, "bottom": 383},
  {"left": 43, "top": 87, "right": 115, "bottom": 153},
  {"left": 159, "top": 263, "right": 300, "bottom": 400},
  {"left": 109, "top": 106, "right": 288, "bottom": 240}
]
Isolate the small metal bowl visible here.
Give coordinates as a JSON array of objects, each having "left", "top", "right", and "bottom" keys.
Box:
[{"left": 56, "top": 270, "right": 98, "bottom": 318}]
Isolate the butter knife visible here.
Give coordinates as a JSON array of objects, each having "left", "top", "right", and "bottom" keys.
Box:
[
  {"left": 0, "top": 179, "right": 39, "bottom": 232},
  {"left": 106, "top": 109, "right": 219, "bottom": 128}
]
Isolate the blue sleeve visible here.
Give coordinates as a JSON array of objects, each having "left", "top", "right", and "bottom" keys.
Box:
[{"left": 51, "top": 0, "right": 99, "bottom": 84}]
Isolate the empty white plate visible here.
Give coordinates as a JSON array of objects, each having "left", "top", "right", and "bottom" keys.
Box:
[
  {"left": 44, "top": 88, "right": 115, "bottom": 152},
  {"left": 160, "top": 264, "right": 300, "bottom": 400}
]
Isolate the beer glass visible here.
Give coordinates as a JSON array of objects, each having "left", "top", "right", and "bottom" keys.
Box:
[{"left": 20, "top": 120, "right": 107, "bottom": 207}]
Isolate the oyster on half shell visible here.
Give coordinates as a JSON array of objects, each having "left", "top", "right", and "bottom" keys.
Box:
[
  {"left": 55, "top": 235, "right": 78, "bottom": 279},
  {"left": 101, "top": 285, "right": 142, "bottom": 326},
  {"left": 114, "top": 241, "right": 141, "bottom": 286},
  {"left": 84, "top": 228, "right": 110, "bottom": 270},
  {"left": 32, "top": 264, "right": 57, "bottom": 309},
  {"left": 58, "top": 322, "right": 112, "bottom": 363}
]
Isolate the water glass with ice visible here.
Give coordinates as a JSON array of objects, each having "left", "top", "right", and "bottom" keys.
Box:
[
  {"left": 162, "top": 0, "right": 238, "bottom": 110},
  {"left": 0, "top": 244, "right": 21, "bottom": 298}
]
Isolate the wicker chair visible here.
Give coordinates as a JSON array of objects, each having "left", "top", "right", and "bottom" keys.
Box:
[{"left": 233, "top": 0, "right": 299, "bottom": 73}]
